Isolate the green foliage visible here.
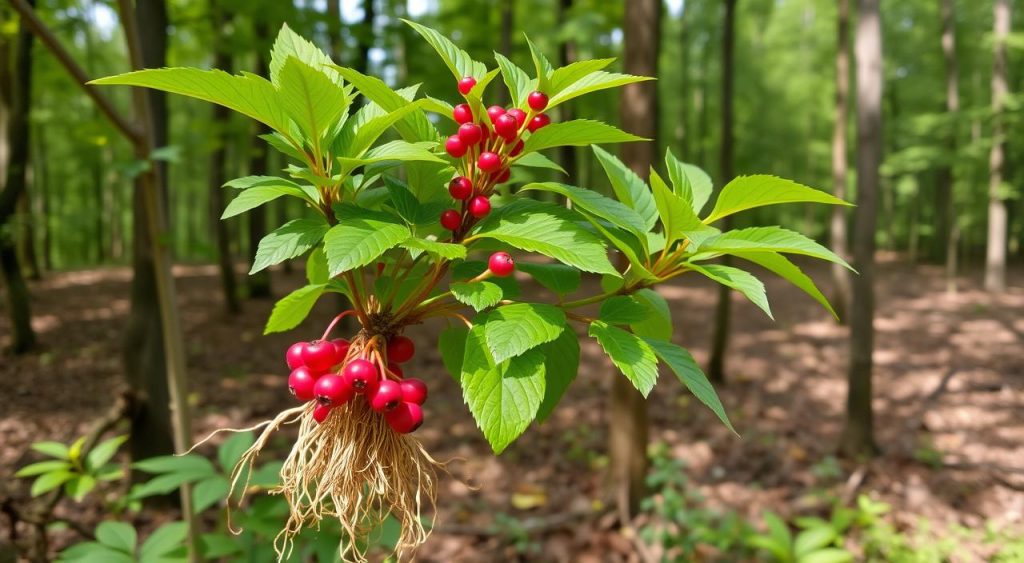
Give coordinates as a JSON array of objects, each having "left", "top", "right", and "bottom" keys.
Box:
[{"left": 16, "top": 435, "right": 125, "bottom": 501}]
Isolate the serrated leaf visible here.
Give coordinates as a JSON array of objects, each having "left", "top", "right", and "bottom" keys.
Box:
[
  {"left": 343, "top": 102, "right": 425, "bottom": 160},
  {"left": 324, "top": 205, "right": 410, "bottom": 276},
  {"left": 264, "top": 284, "right": 326, "bottom": 334},
  {"left": 420, "top": 95, "right": 454, "bottom": 117},
  {"left": 644, "top": 339, "right": 736, "bottom": 433},
  {"left": 401, "top": 237, "right": 466, "bottom": 260},
  {"left": 733, "top": 251, "right": 838, "bottom": 319},
  {"left": 523, "top": 35, "right": 554, "bottom": 92},
  {"left": 139, "top": 522, "right": 188, "bottom": 560},
  {"left": 536, "top": 328, "right": 580, "bottom": 422},
  {"left": 251, "top": 218, "right": 329, "bottom": 274},
  {"left": 494, "top": 52, "right": 533, "bottom": 107},
  {"left": 549, "top": 59, "right": 615, "bottom": 94},
  {"left": 577, "top": 212, "right": 657, "bottom": 282},
  {"left": 95, "top": 521, "right": 137, "bottom": 554},
  {"left": 599, "top": 295, "right": 652, "bottom": 325},
  {"left": 523, "top": 119, "right": 645, "bottom": 153},
  {"left": 269, "top": 23, "right": 341, "bottom": 86},
  {"left": 31, "top": 470, "right": 76, "bottom": 496},
  {"left": 384, "top": 176, "right": 422, "bottom": 224},
  {"left": 548, "top": 71, "right": 652, "bottom": 107},
  {"left": 331, "top": 66, "right": 438, "bottom": 143},
  {"left": 403, "top": 19, "right": 487, "bottom": 79},
  {"left": 651, "top": 169, "right": 704, "bottom": 245},
  {"left": 15, "top": 460, "right": 72, "bottom": 478},
  {"left": 337, "top": 140, "right": 444, "bottom": 169},
  {"left": 451, "top": 281, "right": 503, "bottom": 312},
  {"left": 306, "top": 247, "right": 329, "bottom": 284},
  {"left": 222, "top": 185, "right": 309, "bottom": 219},
  {"left": 695, "top": 227, "right": 853, "bottom": 270},
  {"left": 85, "top": 435, "right": 127, "bottom": 472},
  {"left": 259, "top": 132, "right": 307, "bottom": 161},
  {"left": 470, "top": 199, "right": 617, "bottom": 276},
  {"left": 592, "top": 145, "right": 658, "bottom": 230},
  {"left": 439, "top": 326, "right": 469, "bottom": 380},
  {"left": 278, "top": 57, "right": 348, "bottom": 141},
  {"left": 665, "top": 149, "right": 713, "bottom": 214},
  {"left": 704, "top": 175, "right": 852, "bottom": 224},
  {"left": 453, "top": 261, "right": 521, "bottom": 299},
  {"left": 461, "top": 329, "right": 545, "bottom": 454},
  {"left": 589, "top": 321, "right": 658, "bottom": 396},
  {"left": 520, "top": 182, "right": 647, "bottom": 238},
  {"left": 484, "top": 303, "right": 566, "bottom": 364},
  {"left": 516, "top": 262, "right": 580, "bottom": 295},
  {"left": 31, "top": 441, "right": 70, "bottom": 459},
  {"left": 630, "top": 288, "right": 673, "bottom": 340},
  {"left": 514, "top": 151, "right": 567, "bottom": 174},
  {"left": 690, "top": 263, "right": 772, "bottom": 319}
]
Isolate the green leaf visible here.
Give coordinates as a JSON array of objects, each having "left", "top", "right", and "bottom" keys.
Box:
[
  {"left": 599, "top": 295, "right": 652, "bottom": 325},
  {"left": 644, "top": 339, "right": 736, "bottom": 434},
  {"left": 133, "top": 455, "right": 215, "bottom": 475},
  {"left": 139, "top": 522, "right": 189, "bottom": 560},
  {"left": 665, "top": 149, "right": 713, "bottom": 214},
  {"left": 765, "top": 511, "right": 794, "bottom": 550},
  {"left": 65, "top": 475, "right": 97, "bottom": 501},
  {"left": 269, "top": 24, "right": 342, "bottom": 87},
  {"left": 260, "top": 132, "right": 307, "bottom": 162},
  {"left": 695, "top": 227, "right": 853, "bottom": 270},
  {"left": 251, "top": 218, "right": 329, "bottom": 274},
  {"left": 95, "top": 521, "right": 137, "bottom": 554},
  {"left": 589, "top": 321, "right": 659, "bottom": 396},
  {"left": 630, "top": 288, "right": 673, "bottom": 340},
  {"left": 439, "top": 326, "right": 469, "bottom": 380},
  {"left": 549, "top": 59, "right": 615, "bottom": 94},
  {"left": 90, "top": 68, "right": 291, "bottom": 134},
  {"left": 494, "top": 52, "right": 533, "bottom": 107},
  {"left": 514, "top": 151, "right": 566, "bottom": 174},
  {"left": 222, "top": 186, "right": 303, "bottom": 219},
  {"left": 85, "top": 435, "right": 127, "bottom": 472},
  {"left": 799, "top": 548, "right": 854, "bottom": 563},
  {"left": 324, "top": 205, "right": 411, "bottom": 276},
  {"left": 704, "top": 175, "right": 852, "bottom": 224},
  {"left": 470, "top": 199, "right": 617, "bottom": 276},
  {"left": 483, "top": 303, "right": 566, "bottom": 364},
  {"left": 451, "top": 281, "right": 503, "bottom": 312},
  {"left": 217, "top": 432, "right": 254, "bottom": 471},
  {"left": 401, "top": 237, "right": 467, "bottom": 260},
  {"left": 16, "top": 460, "right": 72, "bottom": 477},
  {"left": 520, "top": 182, "right": 647, "bottom": 238},
  {"left": 548, "top": 71, "right": 652, "bottom": 107},
  {"left": 192, "top": 476, "right": 230, "bottom": 514},
  {"left": 31, "top": 441, "right": 71, "bottom": 459},
  {"left": 461, "top": 328, "right": 546, "bottom": 454},
  {"left": 420, "top": 95, "right": 454, "bottom": 117},
  {"left": 578, "top": 213, "right": 657, "bottom": 282},
  {"left": 689, "top": 263, "right": 772, "bottom": 319},
  {"left": 651, "top": 169, "right": 703, "bottom": 245},
  {"left": 59, "top": 541, "right": 135, "bottom": 563},
  {"left": 523, "top": 119, "right": 645, "bottom": 153},
  {"left": 200, "top": 533, "right": 243, "bottom": 559},
  {"left": 264, "top": 284, "right": 326, "bottom": 334},
  {"left": 516, "top": 262, "right": 580, "bottom": 296},
  {"left": 337, "top": 140, "right": 444, "bottom": 169},
  {"left": 733, "top": 251, "right": 838, "bottom": 319},
  {"left": 305, "top": 247, "right": 329, "bottom": 285},
  {"left": 592, "top": 145, "right": 658, "bottom": 230},
  {"left": 536, "top": 328, "right": 580, "bottom": 422},
  {"left": 331, "top": 66, "right": 438, "bottom": 143},
  {"left": 384, "top": 176, "right": 422, "bottom": 224},
  {"left": 278, "top": 57, "right": 349, "bottom": 141},
  {"left": 31, "top": 470, "right": 76, "bottom": 497},
  {"left": 343, "top": 102, "right": 425, "bottom": 160},
  {"left": 523, "top": 35, "right": 554, "bottom": 92},
  {"left": 794, "top": 527, "right": 838, "bottom": 557},
  {"left": 403, "top": 19, "right": 487, "bottom": 79}
]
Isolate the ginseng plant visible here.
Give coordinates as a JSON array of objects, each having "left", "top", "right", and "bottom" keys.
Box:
[{"left": 93, "top": 21, "right": 851, "bottom": 562}]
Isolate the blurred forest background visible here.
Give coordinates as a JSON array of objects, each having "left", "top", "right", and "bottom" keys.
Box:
[{"left": 1, "top": 0, "right": 1023, "bottom": 561}]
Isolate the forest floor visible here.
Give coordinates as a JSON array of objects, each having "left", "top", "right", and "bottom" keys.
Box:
[{"left": 1, "top": 256, "right": 1022, "bottom": 562}]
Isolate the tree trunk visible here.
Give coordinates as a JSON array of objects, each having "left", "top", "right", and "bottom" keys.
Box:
[
  {"left": 0, "top": 0, "right": 37, "bottom": 354},
  {"left": 677, "top": 2, "right": 691, "bottom": 159},
  {"left": 326, "top": 0, "right": 342, "bottom": 62},
  {"left": 984, "top": 0, "right": 1010, "bottom": 292},
  {"left": 557, "top": 0, "right": 577, "bottom": 184},
  {"left": 18, "top": 193, "right": 41, "bottom": 279},
  {"left": 939, "top": 0, "right": 960, "bottom": 294},
  {"left": 839, "top": 0, "right": 882, "bottom": 458},
  {"left": 210, "top": 5, "right": 241, "bottom": 314},
  {"left": 708, "top": 0, "right": 737, "bottom": 384},
  {"left": 496, "top": 0, "right": 514, "bottom": 107},
  {"left": 609, "top": 0, "right": 659, "bottom": 522},
  {"left": 830, "top": 0, "right": 852, "bottom": 321},
  {"left": 247, "top": 26, "right": 273, "bottom": 299}
]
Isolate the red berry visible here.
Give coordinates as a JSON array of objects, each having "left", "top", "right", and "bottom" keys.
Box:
[
  {"left": 387, "top": 335, "right": 416, "bottom": 363},
  {"left": 477, "top": 151, "right": 501, "bottom": 172},
  {"left": 528, "top": 91, "right": 549, "bottom": 111},
  {"left": 400, "top": 379, "right": 428, "bottom": 405},
  {"left": 286, "top": 342, "right": 308, "bottom": 369},
  {"left": 488, "top": 251, "right": 515, "bottom": 277},
  {"left": 486, "top": 105, "right": 506, "bottom": 124},
  {"left": 343, "top": 359, "right": 379, "bottom": 393},
  {"left": 331, "top": 338, "right": 350, "bottom": 360},
  {"left": 385, "top": 402, "right": 424, "bottom": 434},
  {"left": 440, "top": 209, "right": 462, "bottom": 231},
  {"left": 527, "top": 113, "right": 550, "bottom": 132},
  {"left": 288, "top": 367, "right": 317, "bottom": 402},
  {"left": 370, "top": 380, "right": 404, "bottom": 412},
  {"left": 388, "top": 363, "right": 404, "bottom": 378},
  {"left": 452, "top": 103, "right": 473, "bottom": 124},
  {"left": 445, "top": 135, "right": 467, "bottom": 157},
  {"left": 507, "top": 108, "right": 527, "bottom": 128},
  {"left": 449, "top": 176, "right": 473, "bottom": 200},
  {"left": 510, "top": 140, "right": 524, "bottom": 156},
  {"left": 302, "top": 340, "right": 338, "bottom": 372},
  {"left": 468, "top": 196, "right": 491, "bottom": 218},
  {"left": 494, "top": 167, "right": 511, "bottom": 183},
  {"left": 314, "top": 373, "right": 353, "bottom": 406},
  {"left": 313, "top": 403, "right": 333, "bottom": 424},
  {"left": 458, "top": 76, "right": 477, "bottom": 95},
  {"left": 494, "top": 114, "right": 518, "bottom": 140},
  {"left": 457, "top": 122, "right": 483, "bottom": 145}
]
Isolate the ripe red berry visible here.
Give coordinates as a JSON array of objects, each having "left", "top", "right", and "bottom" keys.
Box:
[
  {"left": 510, "top": 140, "right": 524, "bottom": 156},
  {"left": 458, "top": 76, "right": 477, "bottom": 95},
  {"left": 388, "top": 363, "right": 404, "bottom": 378},
  {"left": 370, "top": 379, "right": 404, "bottom": 412},
  {"left": 527, "top": 113, "right": 551, "bottom": 133},
  {"left": 494, "top": 114, "right": 519, "bottom": 140},
  {"left": 486, "top": 105, "right": 506, "bottom": 124},
  {"left": 452, "top": 103, "right": 473, "bottom": 124},
  {"left": 440, "top": 209, "right": 462, "bottom": 231},
  {"left": 387, "top": 335, "right": 416, "bottom": 363},
  {"left": 477, "top": 151, "right": 501, "bottom": 172},
  {"left": 528, "top": 91, "right": 549, "bottom": 111},
  {"left": 494, "top": 167, "right": 511, "bottom": 183},
  {"left": 343, "top": 359, "right": 379, "bottom": 393},
  {"left": 445, "top": 135, "right": 467, "bottom": 157},
  {"left": 457, "top": 122, "right": 483, "bottom": 145},
  {"left": 468, "top": 196, "right": 491, "bottom": 218},
  {"left": 488, "top": 251, "right": 515, "bottom": 277},
  {"left": 507, "top": 108, "right": 527, "bottom": 128},
  {"left": 314, "top": 373, "right": 353, "bottom": 406},
  {"left": 288, "top": 367, "right": 317, "bottom": 402},
  {"left": 313, "top": 403, "right": 333, "bottom": 424},
  {"left": 331, "top": 338, "right": 350, "bottom": 361},
  {"left": 302, "top": 340, "right": 338, "bottom": 372},
  {"left": 286, "top": 342, "right": 308, "bottom": 370},
  {"left": 449, "top": 176, "right": 473, "bottom": 200},
  {"left": 400, "top": 378, "right": 428, "bottom": 405},
  {"left": 385, "top": 402, "right": 424, "bottom": 434}
]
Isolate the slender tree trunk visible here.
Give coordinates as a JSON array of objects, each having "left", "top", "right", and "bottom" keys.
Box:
[
  {"left": 609, "top": 0, "right": 659, "bottom": 522},
  {"left": 984, "top": 0, "right": 1010, "bottom": 292},
  {"left": 939, "top": 0, "right": 960, "bottom": 294},
  {"left": 830, "top": 0, "right": 852, "bottom": 321},
  {"left": 839, "top": 0, "right": 882, "bottom": 458},
  {"left": 210, "top": 5, "right": 241, "bottom": 314},
  {"left": 326, "top": 0, "right": 342, "bottom": 62},
  {"left": 247, "top": 26, "right": 273, "bottom": 298},
  {"left": 677, "top": 3, "right": 691, "bottom": 159},
  {"left": 18, "top": 193, "right": 41, "bottom": 279},
  {"left": 0, "top": 0, "right": 37, "bottom": 354},
  {"left": 708, "top": 0, "right": 737, "bottom": 384},
  {"left": 557, "top": 0, "right": 577, "bottom": 184},
  {"left": 354, "top": 0, "right": 375, "bottom": 78}
]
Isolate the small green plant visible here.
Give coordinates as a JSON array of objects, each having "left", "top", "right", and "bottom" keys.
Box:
[
  {"left": 15, "top": 435, "right": 126, "bottom": 501},
  {"left": 57, "top": 521, "right": 189, "bottom": 563}
]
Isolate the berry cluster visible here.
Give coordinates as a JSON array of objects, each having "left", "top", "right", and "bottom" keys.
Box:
[
  {"left": 441, "top": 77, "right": 551, "bottom": 235},
  {"left": 285, "top": 334, "right": 427, "bottom": 433}
]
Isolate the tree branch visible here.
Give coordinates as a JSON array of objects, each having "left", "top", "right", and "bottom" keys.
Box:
[{"left": 7, "top": 0, "right": 141, "bottom": 143}]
